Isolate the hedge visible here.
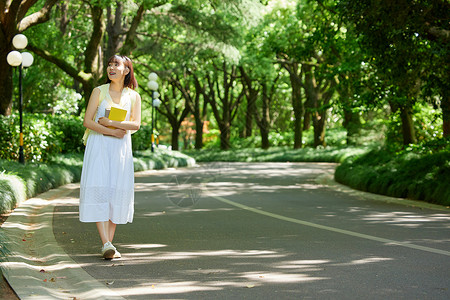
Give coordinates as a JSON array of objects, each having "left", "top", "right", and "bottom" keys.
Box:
[{"left": 335, "top": 146, "right": 450, "bottom": 206}]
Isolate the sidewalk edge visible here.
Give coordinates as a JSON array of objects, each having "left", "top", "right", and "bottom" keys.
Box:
[{"left": 0, "top": 184, "right": 125, "bottom": 300}]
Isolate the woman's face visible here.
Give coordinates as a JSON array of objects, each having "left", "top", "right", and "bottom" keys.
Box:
[{"left": 107, "top": 59, "right": 128, "bottom": 81}]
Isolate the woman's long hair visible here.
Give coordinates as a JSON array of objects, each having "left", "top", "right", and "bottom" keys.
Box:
[{"left": 106, "top": 55, "right": 138, "bottom": 90}]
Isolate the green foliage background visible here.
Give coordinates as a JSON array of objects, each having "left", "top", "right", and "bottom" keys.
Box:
[{"left": 0, "top": 0, "right": 449, "bottom": 211}]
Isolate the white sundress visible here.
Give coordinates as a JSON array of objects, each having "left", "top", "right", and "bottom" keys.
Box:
[{"left": 79, "top": 85, "right": 135, "bottom": 224}]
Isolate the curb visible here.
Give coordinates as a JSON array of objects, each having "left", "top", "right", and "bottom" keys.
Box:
[{"left": 0, "top": 184, "right": 125, "bottom": 300}]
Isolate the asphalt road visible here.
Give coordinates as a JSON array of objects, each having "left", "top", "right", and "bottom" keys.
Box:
[{"left": 53, "top": 162, "right": 450, "bottom": 299}]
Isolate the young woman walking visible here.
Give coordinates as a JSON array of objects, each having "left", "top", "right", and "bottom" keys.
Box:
[{"left": 79, "top": 55, "right": 141, "bottom": 259}]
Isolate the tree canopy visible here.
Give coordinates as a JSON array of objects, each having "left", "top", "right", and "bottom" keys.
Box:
[{"left": 1, "top": 0, "right": 448, "bottom": 151}]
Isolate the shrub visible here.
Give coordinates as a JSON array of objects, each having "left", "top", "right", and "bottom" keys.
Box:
[
  {"left": 0, "top": 114, "right": 85, "bottom": 162},
  {"left": 335, "top": 140, "right": 450, "bottom": 206},
  {"left": 131, "top": 124, "right": 152, "bottom": 151}
]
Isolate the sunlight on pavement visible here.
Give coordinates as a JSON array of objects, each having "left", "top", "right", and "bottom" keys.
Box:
[
  {"left": 114, "top": 281, "right": 221, "bottom": 296},
  {"left": 330, "top": 257, "right": 394, "bottom": 266},
  {"left": 120, "top": 244, "right": 167, "bottom": 249},
  {"left": 240, "top": 271, "right": 327, "bottom": 283}
]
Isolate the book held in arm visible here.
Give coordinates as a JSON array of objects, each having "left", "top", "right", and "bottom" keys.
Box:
[{"left": 105, "top": 106, "right": 127, "bottom": 129}]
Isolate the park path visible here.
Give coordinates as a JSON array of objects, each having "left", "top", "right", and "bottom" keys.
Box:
[{"left": 49, "top": 162, "right": 450, "bottom": 299}]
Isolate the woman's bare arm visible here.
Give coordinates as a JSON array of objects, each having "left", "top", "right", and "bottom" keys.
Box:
[
  {"left": 98, "top": 92, "right": 141, "bottom": 131},
  {"left": 83, "top": 88, "right": 126, "bottom": 138}
]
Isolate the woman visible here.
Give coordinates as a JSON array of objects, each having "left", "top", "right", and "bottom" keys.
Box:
[{"left": 79, "top": 55, "right": 141, "bottom": 259}]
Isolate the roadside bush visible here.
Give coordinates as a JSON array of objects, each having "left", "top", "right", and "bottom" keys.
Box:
[
  {"left": 131, "top": 124, "right": 152, "bottom": 151},
  {"left": 0, "top": 114, "right": 156, "bottom": 162},
  {"left": 0, "top": 174, "right": 26, "bottom": 215},
  {"left": 0, "top": 116, "right": 15, "bottom": 161},
  {"left": 0, "top": 114, "right": 85, "bottom": 162},
  {"left": 50, "top": 116, "right": 85, "bottom": 153},
  {"left": 0, "top": 157, "right": 82, "bottom": 200},
  {"left": 335, "top": 139, "right": 450, "bottom": 206},
  {"left": 386, "top": 102, "right": 443, "bottom": 146}
]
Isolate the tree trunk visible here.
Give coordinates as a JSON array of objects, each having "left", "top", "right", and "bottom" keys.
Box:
[
  {"left": 84, "top": 5, "right": 105, "bottom": 81},
  {"left": 343, "top": 108, "right": 362, "bottom": 145},
  {"left": 399, "top": 105, "right": 417, "bottom": 145},
  {"left": 205, "top": 62, "right": 242, "bottom": 151},
  {"left": 239, "top": 66, "right": 258, "bottom": 138},
  {"left": 219, "top": 122, "right": 231, "bottom": 150},
  {"left": 244, "top": 94, "right": 256, "bottom": 138},
  {"left": 0, "top": 0, "right": 59, "bottom": 116},
  {"left": 340, "top": 81, "right": 362, "bottom": 145},
  {"left": 313, "top": 110, "right": 327, "bottom": 147},
  {"left": 120, "top": 4, "right": 145, "bottom": 56},
  {"left": 192, "top": 75, "right": 207, "bottom": 150},
  {"left": 303, "top": 97, "right": 313, "bottom": 131},
  {"left": 442, "top": 91, "right": 450, "bottom": 138},
  {"left": 281, "top": 62, "right": 304, "bottom": 149},
  {"left": 105, "top": 2, "right": 124, "bottom": 64},
  {"left": 171, "top": 124, "right": 180, "bottom": 150},
  {"left": 258, "top": 83, "right": 271, "bottom": 149},
  {"left": 0, "top": 56, "right": 13, "bottom": 115},
  {"left": 303, "top": 64, "right": 335, "bottom": 148},
  {"left": 289, "top": 70, "right": 303, "bottom": 149},
  {"left": 260, "top": 127, "right": 270, "bottom": 149},
  {"left": 194, "top": 119, "right": 204, "bottom": 149}
]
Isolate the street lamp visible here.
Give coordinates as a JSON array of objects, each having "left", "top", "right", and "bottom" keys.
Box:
[
  {"left": 147, "top": 72, "right": 161, "bottom": 152},
  {"left": 153, "top": 94, "right": 162, "bottom": 149},
  {"left": 7, "top": 34, "right": 34, "bottom": 164}
]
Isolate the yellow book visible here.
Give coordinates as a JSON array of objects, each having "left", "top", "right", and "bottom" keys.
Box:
[{"left": 106, "top": 106, "right": 127, "bottom": 128}]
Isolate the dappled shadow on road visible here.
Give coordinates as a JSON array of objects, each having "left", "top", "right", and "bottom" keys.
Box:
[
  {"left": 132, "top": 163, "right": 450, "bottom": 233},
  {"left": 51, "top": 163, "right": 450, "bottom": 299},
  {"left": 63, "top": 244, "right": 409, "bottom": 299},
  {"left": 360, "top": 211, "right": 450, "bottom": 228}
]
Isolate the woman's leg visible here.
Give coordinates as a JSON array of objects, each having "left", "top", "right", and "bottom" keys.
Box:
[
  {"left": 96, "top": 220, "right": 118, "bottom": 245},
  {"left": 108, "top": 220, "right": 117, "bottom": 242},
  {"left": 96, "top": 221, "right": 110, "bottom": 245}
]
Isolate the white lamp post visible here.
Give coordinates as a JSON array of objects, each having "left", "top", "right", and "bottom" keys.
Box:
[
  {"left": 147, "top": 73, "right": 161, "bottom": 152},
  {"left": 152, "top": 96, "right": 162, "bottom": 148},
  {"left": 7, "top": 34, "right": 34, "bottom": 164}
]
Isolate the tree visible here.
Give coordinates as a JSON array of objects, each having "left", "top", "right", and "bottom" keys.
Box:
[
  {"left": 27, "top": 1, "right": 148, "bottom": 111},
  {"left": 159, "top": 82, "right": 190, "bottom": 150},
  {"left": 336, "top": 0, "right": 450, "bottom": 140},
  {"left": 204, "top": 61, "right": 244, "bottom": 150},
  {"left": 264, "top": 3, "right": 340, "bottom": 148},
  {"left": 0, "top": 0, "right": 60, "bottom": 115},
  {"left": 165, "top": 69, "right": 206, "bottom": 150},
  {"left": 132, "top": 0, "right": 243, "bottom": 150}
]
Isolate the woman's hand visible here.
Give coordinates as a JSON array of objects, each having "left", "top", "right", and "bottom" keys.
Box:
[
  {"left": 112, "top": 128, "right": 127, "bottom": 138},
  {"left": 98, "top": 117, "right": 112, "bottom": 127}
]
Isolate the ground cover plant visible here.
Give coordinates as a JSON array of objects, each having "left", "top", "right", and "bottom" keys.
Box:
[{"left": 335, "top": 139, "right": 450, "bottom": 206}]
